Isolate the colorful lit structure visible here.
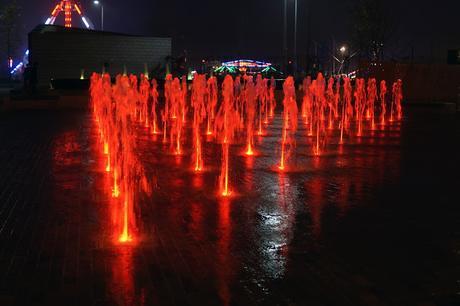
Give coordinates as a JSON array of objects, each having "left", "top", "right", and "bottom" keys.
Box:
[
  {"left": 215, "top": 59, "right": 280, "bottom": 75},
  {"left": 222, "top": 59, "right": 271, "bottom": 69},
  {"left": 45, "top": 1, "right": 93, "bottom": 29}
]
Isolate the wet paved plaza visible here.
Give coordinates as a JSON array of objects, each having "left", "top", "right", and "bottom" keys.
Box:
[{"left": 0, "top": 107, "right": 458, "bottom": 306}]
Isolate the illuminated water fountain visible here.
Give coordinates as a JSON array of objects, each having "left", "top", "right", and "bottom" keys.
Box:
[{"left": 90, "top": 71, "right": 404, "bottom": 243}]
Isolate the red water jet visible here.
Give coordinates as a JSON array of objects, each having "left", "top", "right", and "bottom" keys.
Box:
[
  {"left": 191, "top": 74, "right": 207, "bottom": 171},
  {"left": 206, "top": 76, "right": 218, "bottom": 136},
  {"left": 150, "top": 78, "right": 161, "bottom": 134},
  {"left": 215, "top": 75, "right": 240, "bottom": 196},
  {"left": 278, "top": 76, "right": 298, "bottom": 170},
  {"left": 269, "top": 77, "right": 276, "bottom": 118},
  {"left": 244, "top": 76, "right": 257, "bottom": 156},
  {"left": 255, "top": 74, "right": 266, "bottom": 136},
  {"left": 379, "top": 80, "right": 387, "bottom": 126},
  {"left": 367, "top": 78, "right": 377, "bottom": 130}
]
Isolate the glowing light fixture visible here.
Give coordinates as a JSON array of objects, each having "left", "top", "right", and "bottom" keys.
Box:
[
  {"left": 82, "top": 16, "right": 90, "bottom": 28},
  {"left": 93, "top": 0, "right": 104, "bottom": 31}
]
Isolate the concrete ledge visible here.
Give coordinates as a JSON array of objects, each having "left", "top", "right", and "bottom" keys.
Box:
[
  {"left": 1, "top": 95, "right": 88, "bottom": 111},
  {"left": 404, "top": 100, "right": 458, "bottom": 113}
]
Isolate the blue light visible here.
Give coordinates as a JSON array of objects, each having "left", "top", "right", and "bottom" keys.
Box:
[
  {"left": 10, "top": 49, "right": 30, "bottom": 74},
  {"left": 10, "top": 62, "right": 24, "bottom": 74}
]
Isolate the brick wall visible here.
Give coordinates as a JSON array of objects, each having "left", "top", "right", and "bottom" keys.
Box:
[
  {"left": 358, "top": 61, "right": 460, "bottom": 103},
  {"left": 29, "top": 25, "right": 171, "bottom": 85}
]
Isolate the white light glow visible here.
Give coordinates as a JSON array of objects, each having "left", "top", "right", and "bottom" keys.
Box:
[
  {"left": 82, "top": 17, "right": 90, "bottom": 29},
  {"left": 10, "top": 62, "right": 23, "bottom": 74}
]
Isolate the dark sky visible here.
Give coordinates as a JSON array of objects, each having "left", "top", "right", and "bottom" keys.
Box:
[{"left": 11, "top": 0, "right": 460, "bottom": 62}]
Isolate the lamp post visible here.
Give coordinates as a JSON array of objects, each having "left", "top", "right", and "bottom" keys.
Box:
[
  {"left": 283, "top": 0, "right": 287, "bottom": 71},
  {"left": 293, "top": 0, "right": 297, "bottom": 70},
  {"left": 93, "top": 0, "right": 104, "bottom": 31},
  {"left": 282, "top": 0, "right": 298, "bottom": 75},
  {"left": 338, "top": 45, "right": 347, "bottom": 75}
]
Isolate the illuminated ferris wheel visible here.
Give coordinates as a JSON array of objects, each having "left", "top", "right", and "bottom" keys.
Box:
[{"left": 45, "top": 1, "right": 94, "bottom": 29}]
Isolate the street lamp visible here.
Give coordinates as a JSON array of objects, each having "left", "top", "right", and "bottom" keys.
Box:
[
  {"left": 338, "top": 46, "right": 349, "bottom": 75},
  {"left": 293, "top": 0, "right": 298, "bottom": 69},
  {"left": 93, "top": 0, "right": 104, "bottom": 31},
  {"left": 283, "top": 0, "right": 298, "bottom": 75},
  {"left": 283, "top": 0, "right": 287, "bottom": 70}
]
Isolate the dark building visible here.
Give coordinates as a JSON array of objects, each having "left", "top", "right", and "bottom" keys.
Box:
[{"left": 28, "top": 25, "right": 171, "bottom": 86}]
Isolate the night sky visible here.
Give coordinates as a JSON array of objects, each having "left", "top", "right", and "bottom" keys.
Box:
[{"left": 11, "top": 0, "right": 460, "bottom": 62}]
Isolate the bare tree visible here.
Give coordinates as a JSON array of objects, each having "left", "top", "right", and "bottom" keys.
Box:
[{"left": 351, "top": 0, "right": 396, "bottom": 61}]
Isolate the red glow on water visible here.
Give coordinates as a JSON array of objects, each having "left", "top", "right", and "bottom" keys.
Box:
[
  {"left": 109, "top": 245, "right": 136, "bottom": 304},
  {"left": 307, "top": 177, "right": 325, "bottom": 239},
  {"left": 245, "top": 144, "right": 254, "bottom": 156},
  {"left": 216, "top": 197, "right": 232, "bottom": 306}
]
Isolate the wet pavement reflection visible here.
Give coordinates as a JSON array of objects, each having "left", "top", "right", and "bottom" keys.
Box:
[{"left": 0, "top": 107, "right": 458, "bottom": 305}]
